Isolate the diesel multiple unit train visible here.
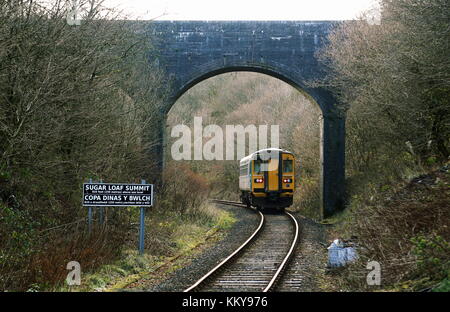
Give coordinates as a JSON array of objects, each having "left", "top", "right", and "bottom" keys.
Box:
[{"left": 239, "top": 148, "right": 295, "bottom": 211}]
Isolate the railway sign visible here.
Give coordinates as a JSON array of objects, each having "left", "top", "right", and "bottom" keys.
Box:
[{"left": 83, "top": 182, "right": 153, "bottom": 207}]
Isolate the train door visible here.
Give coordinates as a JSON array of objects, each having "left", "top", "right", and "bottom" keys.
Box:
[{"left": 267, "top": 157, "right": 279, "bottom": 191}]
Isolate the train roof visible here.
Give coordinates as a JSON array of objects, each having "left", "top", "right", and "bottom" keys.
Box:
[{"left": 239, "top": 148, "right": 293, "bottom": 165}]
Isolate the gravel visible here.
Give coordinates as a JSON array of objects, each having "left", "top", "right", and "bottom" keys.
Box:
[
  {"left": 147, "top": 204, "right": 260, "bottom": 292},
  {"left": 276, "top": 213, "right": 329, "bottom": 292}
]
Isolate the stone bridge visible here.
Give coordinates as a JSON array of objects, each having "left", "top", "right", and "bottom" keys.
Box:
[{"left": 150, "top": 21, "right": 345, "bottom": 217}]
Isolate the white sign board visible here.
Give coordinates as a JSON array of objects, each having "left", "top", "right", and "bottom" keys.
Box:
[{"left": 83, "top": 183, "right": 153, "bottom": 207}]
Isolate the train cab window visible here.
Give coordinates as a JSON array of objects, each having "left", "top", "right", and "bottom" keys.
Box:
[
  {"left": 254, "top": 160, "right": 262, "bottom": 174},
  {"left": 254, "top": 159, "right": 269, "bottom": 173},
  {"left": 283, "top": 159, "right": 293, "bottom": 173}
]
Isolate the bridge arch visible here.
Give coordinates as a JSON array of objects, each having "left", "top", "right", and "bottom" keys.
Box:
[
  {"left": 151, "top": 21, "right": 345, "bottom": 217},
  {"left": 166, "top": 61, "right": 328, "bottom": 116}
]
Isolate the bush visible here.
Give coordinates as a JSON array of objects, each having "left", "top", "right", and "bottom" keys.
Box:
[
  {"left": 158, "top": 163, "right": 210, "bottom": 216},
  {"left": 411, "top": 234, "right": 449, "bottom": 282}
]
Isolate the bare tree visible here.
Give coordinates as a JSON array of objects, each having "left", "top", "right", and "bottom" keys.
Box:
[{"left": 319, "top": 0, "right": 449, "bottom": 175}]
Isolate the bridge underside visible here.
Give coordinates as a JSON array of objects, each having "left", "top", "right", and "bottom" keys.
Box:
[{"left": 150, "top": 21, "right": 345, "bottom": 217}]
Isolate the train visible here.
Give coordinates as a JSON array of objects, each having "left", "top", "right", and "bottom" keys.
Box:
[{"left": 239, "top": 148, "right": 295, "bottom": 211}]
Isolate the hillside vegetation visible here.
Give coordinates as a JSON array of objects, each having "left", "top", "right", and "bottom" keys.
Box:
[
  {"left": 0, "top": 1, "right": 167, "bottom": 291},
  {"left": 317, "top": 0, "right": 449, "bottom": 291},
  {"left": 166, "top": 72, "right": 323, "bottom": 218}
]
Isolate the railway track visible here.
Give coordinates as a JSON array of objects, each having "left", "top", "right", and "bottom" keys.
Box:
[{"left": 184, "top": 199, "right": 299, "bottom": 292}]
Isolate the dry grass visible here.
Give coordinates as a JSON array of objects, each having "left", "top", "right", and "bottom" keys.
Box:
[
  {"left": 1, "top": 222, "right": 129, "bottom": 291},
  {"left": 331, "top": 166, "right": 449, "bottom": 291}
]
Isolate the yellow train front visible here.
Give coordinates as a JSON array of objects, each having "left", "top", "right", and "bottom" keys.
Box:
[{"left": 239, "top": 148, "right": 295, "bottom": 211}]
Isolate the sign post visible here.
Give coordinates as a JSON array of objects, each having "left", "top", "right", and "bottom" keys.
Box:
[
  {"left": 99, "top": 179, "right": 104, "bottom": 226},
  {"left": 83, "top": 180, "right": 153, "bottom": 254},
  {"left": 139, "top": 179, "right": 146, "bottom": 255},
  {"left": 88, "top": 178, "right": 93, "bottom": 234}
]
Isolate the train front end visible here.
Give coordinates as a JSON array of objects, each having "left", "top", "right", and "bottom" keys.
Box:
[{"left": 239, "top": 148, "right": 295, "bottom": 211}]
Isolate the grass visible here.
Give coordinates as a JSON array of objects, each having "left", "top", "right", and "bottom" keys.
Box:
[{"left": 54, "top": 203, "right": 236, "bottom": 292}]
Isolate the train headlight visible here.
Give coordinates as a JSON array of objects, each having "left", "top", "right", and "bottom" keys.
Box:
[
  {"left": 283, "top": 178, "right": 292, "bottom": 183},
  {"left": 254, "top": 178, "right": 264, "bottom": 183}
]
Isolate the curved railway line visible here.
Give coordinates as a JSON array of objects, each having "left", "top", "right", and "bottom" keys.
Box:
[{"left": 184, "top": 199, "right": 299, "bottom": 292}]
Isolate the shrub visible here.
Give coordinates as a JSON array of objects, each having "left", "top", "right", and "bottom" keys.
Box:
[{"left": 158, "top": 163, "right": 210, "bottom": 216}]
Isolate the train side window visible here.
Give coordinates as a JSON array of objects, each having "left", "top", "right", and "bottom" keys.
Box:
[
  {"left": 283, "top": 159, "right": 293, "bottom": 173},
  {"left": 240, "top": 164, "right": 248, "bottom": 176}
]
